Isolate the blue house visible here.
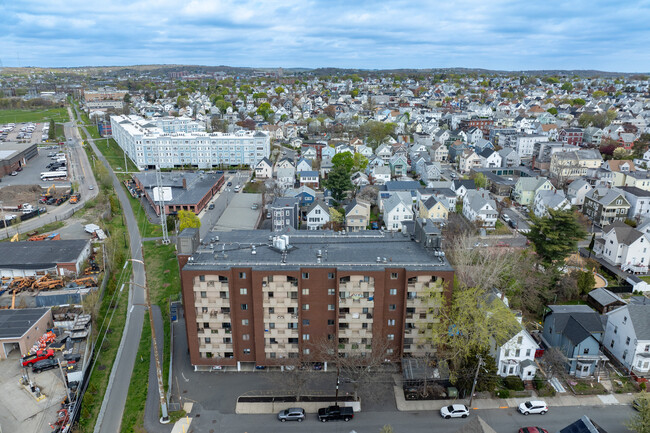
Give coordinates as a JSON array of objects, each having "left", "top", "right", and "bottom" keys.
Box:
[
  {"left": 286, "top": 186, "right": 316, "bottom": 206},
  {"left": 542, "top": 305, "right": 604, "bottom": 377}
]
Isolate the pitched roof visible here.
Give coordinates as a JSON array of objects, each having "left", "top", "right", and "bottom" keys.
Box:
[
  {"left": 602, "top": 221, "right": 644, "bottom": 245},
  {"left": 547, "top": 305, "right": 603, "bottom": 335},
  {"left": 559, "top": 415, "right": 608, "bottom": 433},
  {"left": 627, "top": 304, "right": 650, "bottom": 340},
  {"left": 588, "top": 288, "right": 624, "bottom": 307},
  {"left": 452, "top": 416, "right": 498, "bottom": 433}
]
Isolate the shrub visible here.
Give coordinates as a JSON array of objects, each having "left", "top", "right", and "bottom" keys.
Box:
[
  {"left": 503, "top": 376, "right": 525, "bottom": 391},
  {"left": 533, "top": 375, "right": 545, "bottom": 390},
  {"left": 495, "top": 389, "right": 510, "bottom": 399}
]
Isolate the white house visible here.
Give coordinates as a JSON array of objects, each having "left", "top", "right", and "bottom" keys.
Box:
[
  {"left": 254, "top": 157, "right": 273, "bottom": 179},
  {"left": 382, "top": 194, "right": 414, "bottom": 231},
  {"left": 567, "top": 178, "right": 593, "bottom": 207},
  {"left": 305, "top": 201, "right": 330, "bottom": 230},
  {"left": 296, "top": 157, "right": 312, "bottom": 173},
  {"left": 276, "top": 166, "right": 296, "bottom": 187},
  {"left": 462, "top": 189, "right": 498, "bottom": 228},
  {"left": 621, "top": 186, "right": 650, "bottom": 220},
  {"left": 594, "top": 222, "right": 650, "bottom": 273},
  {"left": 603, "top": 304, "right": 650, "bottom": 376},
  {"left": 533, "top": 190, "right": 571, "bottom": 218},
  {"left": 371, "top": 166, "right": 391, "bottom": 185},
  {"left": 478, "top": 148, "right": 502, "bottom": 168},
  {"left": 376, "top": 143, "right": 393, "bottom": 162},
  {"left": 458, "top": 150, "right": 482, "bottom": 174}
]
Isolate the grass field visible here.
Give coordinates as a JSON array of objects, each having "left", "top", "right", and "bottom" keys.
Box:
[{"left": 0, "top": 108, "right": 69, "bottom": 124}]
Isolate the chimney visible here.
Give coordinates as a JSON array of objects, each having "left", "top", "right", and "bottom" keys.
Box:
[{"left": 182, "top": 178, "right": 187, "bottom": 189}]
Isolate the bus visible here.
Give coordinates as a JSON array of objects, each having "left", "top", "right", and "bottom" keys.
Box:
[{"left": 40, "top": 171, "right": 67, "bottom": 181}]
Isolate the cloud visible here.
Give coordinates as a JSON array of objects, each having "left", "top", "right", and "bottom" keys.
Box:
[{"left": 0, "top": 0, "right": 648, "bottom": 71}]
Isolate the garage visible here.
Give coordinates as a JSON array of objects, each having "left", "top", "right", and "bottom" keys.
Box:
[{"left": 0, "top": 308, "right": 53, "bottom": 359}]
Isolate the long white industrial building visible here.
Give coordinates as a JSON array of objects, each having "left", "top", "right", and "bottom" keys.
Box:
[{"left": 110, "top": 115, "right": 270, "bottom": 170}]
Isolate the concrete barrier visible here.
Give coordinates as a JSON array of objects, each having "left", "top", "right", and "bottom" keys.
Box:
[{"left": 236, "top": 399, "right": 361, "bottom": 414}]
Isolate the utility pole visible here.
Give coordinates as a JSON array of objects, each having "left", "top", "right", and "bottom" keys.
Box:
[
  {"left": 155, "top": 160, "right": 170, "bottom": 245},
  {"left": 334, "top": 366, "right": 340, "bottom": 406},
  {"left": 468, "top": 355, "right": 483, "bottom": 408}
]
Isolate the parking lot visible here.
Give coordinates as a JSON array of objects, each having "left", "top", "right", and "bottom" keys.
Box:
[
  {"left": 0, "top": 352, "right": 67, "bottom": 433},
  {"left": 1, "top": 122, "right": 46, "bottom": 145},
  {"left": 0, "top": 146, "right": 71, "bottom": 188}
]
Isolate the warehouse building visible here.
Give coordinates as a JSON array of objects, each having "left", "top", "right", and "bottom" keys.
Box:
[
  {"left": 0, "top": 308, "right": 53, "bottom": 358},
  {"left": 110, "top": 114, "right": 270, "bottom": 170},
  {"left": 177, "top": 220, "right": 454, "bottom": 370},
  {"left": 0, "top": 142, "right": 38, "bottom": 177},
  {"left": 0, "top": 240, "right": 91, "bottom": 278},
  {"left": 133, "top": 171, "right": 225, "bottom": 216}
]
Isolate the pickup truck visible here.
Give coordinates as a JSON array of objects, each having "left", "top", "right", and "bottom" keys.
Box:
[
  {"left": 21, "top": 349, "right": 55, "bottom": 367},
  {"left": 317, "top": 405, "right": 354, "bottom": 422}
]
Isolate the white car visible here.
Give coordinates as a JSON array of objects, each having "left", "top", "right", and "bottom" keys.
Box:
[
  {"left": 518, "top": 400, "right": 548, "bottom": 415},
  {"left": 440, "top": 404, "right": 469, "bottom": 419}
]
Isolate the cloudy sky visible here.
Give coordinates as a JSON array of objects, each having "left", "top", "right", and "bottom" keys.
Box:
[{"left": 2, "top": 0, "right": 649, "bottom": 72}]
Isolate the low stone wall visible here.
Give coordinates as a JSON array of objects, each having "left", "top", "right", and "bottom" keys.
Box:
[{"left": 236, "top": 399, "right": 361, "bottom": 414}]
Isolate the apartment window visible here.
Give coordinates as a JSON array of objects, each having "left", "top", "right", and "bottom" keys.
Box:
[
  {"left": 526, "top": 349, "right": 531, "bottom": 357},
  {"left": 268, "top": 307, "right": 274, "bottom": 314},
  {"left": 614, "top": 326, "right": 618, "bottom": 334},
  {"left": 303, "top": 348, "right": 310, "bottom": 355},
  {"left": 302, "top": 288, "right": 310, "bottom": 295},
  {"left": 239, "top": 272, "right": 246, "bottom": 279},
  {"left": 386, "top": 349, "right": 394, "bottom": 354},
  {"left": 624, "top": 316, "right": 628, "bottom": 324},
  {"left": 626, "top": 337, "right": 631, "bottom": 345},
  {"left": 328, "top": 304, "right": 335, "bottom": 311},
  {"left": 200, "top": 291, "right": 207, "bottom": 298},
  {"left": 389, "top": 304, "right": 396, "bottom": 311},
  {"left": 302, "top": 334, "right": 310, "bottom": 340},
  {"left": 240, "top": 288, "right": 247, "bottom": 295},
  {"left": 583, "top": 348, "right": 589, "bottom": 354},
  {"left": 204, "top": 337, "right": 211, "bottom": 344},
  {"left": 269, "top": 323, "right": 275, "bottom": 329},
  {"left": 242, "top": 334, "right": 250, "bottom": 341},
  {"left": 362, "top": 323, "right": 368, "bottom": 329},
  {"left": 328, "top": 273, "right": 335, "bottom": 279},
  {"left": 241, "top": 304, "right": 248, "bottom": 311},
  {"left": 517, "top": 336, "right": 523, "bottom": 344},
  {"left": 328, "top": 288, "right": 336, "bottom": 296},
  {"left": 243, "top": 349, "right": 251, "bottom": 355},
  {"left": 302, "top": 319, "right": 310, "bottom": 326},
  {"left": 387, "top": 334, "right": 395, "bottom": 341},
  {"left": 269, "top": 352, "right": 276, "bottom": 359},
  {"left": 199, "top": 275, "right": 206, "bottom": 282},
  {"left": 288, "top": 307, "right": 296, "bottom": 314},
  {"left": 390, "top": 272, "right": 398, "bottom": 279},
  {"left": 328, "top": 319, "right": 335, "bottom": 325},
  {"left": 302, "top": 304, "right": 309, "bottom": 311},
  {"left": 389, "top": 289, "right": 397, "bottom": 295},
  {"left": 268, "top": 291, "right": 274, "bottom": 298},
  {"left": 505, "top": 349, "right": 510, "bottom": 356},
  {"left": 645, "top": 345, "right": 650, "bottom": 352},
  {"left": 288, "top": 323, "right": 298, "bottom": 329},
  {"left": 610, "top": 340, "right": 615, "bottom": 348},
  {"left": 302, "top": 272, "right": 310, "bottom": 279},
  {"left": 201, "top": 307, "right": 208, "bottom": 313},
  {"left": 515, "top": 349, "right": 520, "bottom": 357},
  {"left": 242, "top": 319, "right": 249, "bottom": 326},
  {"left": 290, "top": 292, "right": 298, "bottom": 300},
  {"left": 387, "top": 319, "right": 395, "bottom": 326}
]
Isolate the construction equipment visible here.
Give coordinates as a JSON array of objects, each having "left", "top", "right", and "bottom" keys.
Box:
[
  {"left": 69, "top": 193, "right": 81, "bottom": 204},
  {"left": 29, "top": 234, "right": 48, "bottom": 241},
  {"left": 10, "top": 233, "right": 19, "bottom": 242},
  {"left": 11, "top": 289, "right": 17, "bottom": 309},
  {"left": 32, "top": 276, "right": 63, "bottom": 291},
  {"left": 72, "top": 277, "right": 96, "bottom": 287}
]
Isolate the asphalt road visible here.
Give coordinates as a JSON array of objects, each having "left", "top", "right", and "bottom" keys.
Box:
[
  {"left": 70, "top": 106, "right": 148, "bottom": 433},
  {"left": 198, "top": 171, "right": 250, "bottom": 240}
]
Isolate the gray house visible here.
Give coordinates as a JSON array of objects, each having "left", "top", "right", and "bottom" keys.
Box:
[
  {"left": 542, "top": 305, "right": 604, "bottom": 377},
  {"left": 270, "top": 197, "right": 300, "bottom": 231}
]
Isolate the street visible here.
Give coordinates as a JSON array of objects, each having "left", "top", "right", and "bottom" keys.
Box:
[{"left": 198, "top": 171, "right": 250, "bottom": 240}]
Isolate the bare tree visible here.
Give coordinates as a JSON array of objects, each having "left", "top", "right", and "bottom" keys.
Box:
[
  {"left": 264, "top": 179, "right": 288, "bottom": 204},
  {"left": 356, "top": 185, "right": 379, "bottom": 206},
  {"left": 265, "top": 358, "right": 316, "bottom": 400},
  {"left": 542, "top": 347, "right": 569, "bottom": 380}
]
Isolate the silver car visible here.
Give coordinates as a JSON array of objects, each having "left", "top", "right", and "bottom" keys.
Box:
[{"left": 278, "top": 407, "right": 305, "bottom": 422}]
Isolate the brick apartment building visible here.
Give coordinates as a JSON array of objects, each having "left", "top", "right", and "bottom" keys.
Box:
[
  {"left": 459, "top": 118, "right": 494, "bottom": 138},
  {"left": 559, "top": 128, "right": 584, "bottom": 147},
  {"left": 178, "top": 220, "right": 454, "bottom": 370}
]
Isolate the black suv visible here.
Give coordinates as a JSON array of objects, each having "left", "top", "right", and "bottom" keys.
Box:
[{"left": 32, "top": 358, "right": 58, "bottom": 373}]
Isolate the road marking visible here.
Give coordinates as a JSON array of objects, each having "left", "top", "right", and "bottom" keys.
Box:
[
  {"left": 130, "top": 306, "right": 134, "bottom": 313},
  {"left": 181, "top": 372, "right": 189, "bottom": 382},
  {"left": 498, "top": 406, "right": 508, "bottom": 409}
]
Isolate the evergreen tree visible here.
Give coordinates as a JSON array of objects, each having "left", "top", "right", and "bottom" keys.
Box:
[
  {"left": 525, "top": 209, "right": 587, "bottom": 267},
  {"left": 323, "top": 166, "right": 353, "bottom": 202}
]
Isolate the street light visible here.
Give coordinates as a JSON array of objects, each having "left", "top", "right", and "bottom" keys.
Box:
[{"left": 127, "top": 258, "right": 170, "bottom": 423}]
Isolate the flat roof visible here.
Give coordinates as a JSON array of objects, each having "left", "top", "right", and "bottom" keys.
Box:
[
  {"left": 0, "top": 141, "right": 37, "bottom": 162},
  {"left": 184, "top": 229, "right": 452, "bottom": 272},
  {"left": 0, "top": 308, "right": 50, "bottom": 339},
  {"left": 0, "top": 240, "right": 89, "bottom": 270}
]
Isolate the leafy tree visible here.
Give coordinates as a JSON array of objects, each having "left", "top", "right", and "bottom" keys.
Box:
[
  {"left": 48, "top": 119, "right": 55, "bottom": 141},
  {"left": 214, "top": 99, "right": 232, "bottom": 113},
  {"left": 176, "top": 95, "right": 189, "bottom": 109},
  {"left": 274, "top": 86, "right": 285, "bottom": 94},
  {"left": 360, "top": 121, "right": 396, "bottom": 149},
  {"left": 331, "top": 151, "right": 355, "bottom": 172},
  {"left": 351, "top": 88, "right": 359, "bottom": 98},
  {"left": 256, "top": 102, "right": 274, "bottom": 122},
  {"left": 525, "top": 208, "right": 587, "bottom": 267},
  {"left": 178, "top": 210, "right": 201, "bottom": 231},
  {"left": 576, "top": 270, "right": 596, "bottom": 295},
  {"left": 252, "top": 92, "right": 268, "bottom": 99},
  {"left": 323, "top": 166, "right": 353, "bottom": 202},
  {"left": 424, "top": 281, "right": 520, "bottom": 366},
  {"left": 613, "top": 147, "right": 631, "bottom": 160},
  {"left": 632, "top": 133, "right": 650, "bottom": 158},
  {"left": 547, "top": 107, "right": 558, "bottom": 115},
  {"left": 592, "top": 90, "right": 607, "bottom": 98},
  {"left": 454, "top": 349, "right": 498, "bottom": 393},
  {"left": 572, "top": 98, "right": 586, "bottom": 106},
  {"left": 561, "top": 82, "right": 574, "bottom": 92},
  {"left": 329, "top": 207, "right": 344, "bottom": 223},
  {"left": 380, "top": 426, "right": 395, "bottom": 433},
  {"left": 473, "top": 172, "right": 487, "bottom": 189},
  {"left": 626, "top": 392, "right": 650, "bottom": 433},
  {"left": 123, "top": 93, "right": 131, "bottom": 103}
]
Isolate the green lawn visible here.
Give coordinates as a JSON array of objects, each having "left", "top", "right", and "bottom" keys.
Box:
[{"left": 0, "top": 107, "right": 69, "bottom": 124}]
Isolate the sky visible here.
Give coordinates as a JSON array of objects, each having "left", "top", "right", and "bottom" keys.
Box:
[{"left": 1, "top": 0, "right": 650, "bottom": 72}]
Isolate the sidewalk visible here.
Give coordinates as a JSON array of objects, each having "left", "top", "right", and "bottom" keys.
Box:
[{"left": 393, "top": 385, "right": 637, "bottom": 412}]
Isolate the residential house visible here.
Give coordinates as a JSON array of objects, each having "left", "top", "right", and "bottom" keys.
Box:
[
  {"left": 559, "top": 128, "right": 584, "bottom": 146},
  {"left": 418, "top": 196, "right": 449, "bottom": 223},
  {"left": 286, "top": 185, "right": 316, "bottom": 206},
  {"left": 512, "top": 177, "right": 555, "bottom": 206},
  {"left": 466, "top": 127, "right": 483, "bottom": 145},
  {"left": 344, "top": 199, "right": 371, "bottom": 231},
  {"left": 453, "top": 179, "right": 477, "bottom": 199},
  {"left": 430, "top": 143, "right": 449, "bottom": 162},
  {"left": 448, "top": 141, "right": 469, "bottom": 163},
  {"left": 462, "top": 189, "right": 498, "bottom": 228},
  {"left": 298, "top": 171, "right": 319, "bottom": 189},
  {"left": 376, "top": 143, "right": 393, "bottom": 162},
  {"left": 567, "top": 178, "right": 593, "bottom": 207},
  {"left": 621, "top": 186, "right": 650, "bottom": 220},
  {"left": 593, "top": 222, "right": 650, "bottom": 273},
  {"left": 276, "top": 166, "right": 296, "bottom": 188},
  {"left": 498, "top": 148, "right": 521, "bottom": 167},
  {"left": 515, "top": 134, "right": 548, "bottom": 158},
  {"left": 478, "top": 148, "right": 502, "bottom": 168},
  {"left": 603, "top": 304, "right": 650, "bottom": 377},
  {"left": 389, "top": 154, "right": 409, "bottom": 177},
  {"left": 458, "top": 149, "right": 482, "bottom": 174},
  {"left": 434, "top": 129, "right": 450, "bottom": 145},
  {"left": 357, "top": 145, "right": 373, "bottom": 158},
  {"left": 583, "top": 127, "right": 603, "bottom": 146},
  {"left": 321, "top": 146, "right": 336, "bottom": 160},
  {"left": 542, "top": 305, "right": 604, "bottom": 377},
  {"left": 350, "top": 171, "right": 370, "bottom": 187},
  {"left": 533, "top": 190, "right": 571, "bottom": 218},
  {"left": 301, "top": 147, "right": 317, "bottom": 160},
  {"left": 270, "top": 197, "right": 300, "bottom": 231},
  {"left": 371, "top": 165, "right": 391, "bottom": 185},
  {"left": 254, "top": 157, "right": 273, "bottom": 179},
  {"left": 583, "top": 187, "right": 631, "bottom": 227},
  {"left": 490, "top": 310, "right": 539, "bottom": 380},
  {"left": 624, "top": 172, "right": 650, "bottom": 192},
  {"left": 304, "top": 201, "right": 330, "bottom": 230},
  {"left": 586, "top": 288, "right": 625, "bottom": 314},
  {"left": 382, "top": 194, "right": 414, "bottom": 231},
  {"left": 550, "top": 149, "right": 603, "bottom": 183}
]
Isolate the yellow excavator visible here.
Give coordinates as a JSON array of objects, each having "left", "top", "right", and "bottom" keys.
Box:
[
  {"left": 47, "top": 184, "right": 56, "bottom": 196},
  {"left": 10, "top": 233, "right": 19, "bottom": 242}
]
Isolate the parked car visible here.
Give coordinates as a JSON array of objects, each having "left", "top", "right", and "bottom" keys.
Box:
[
  {"left": 208, "top": 203, "right": 215, "bottom": 210},
  {"left": 318, "top": 405, "right": 353, "bottom": 422},
  {"left": 32, "top": 358, "right": 58, "bottom": 373},
  {"left": 518, "top": 428, "right": 549, "bottom": 433},
  {"left": 633, "top": 396, "right": 648, "bottom": 411},
  {"left": 440, "top": 404, "right": 469, "bottom": 419},
  {"left": 251, "top": 204, "right": 259, "bottom": 210},
  {"left": 22, "top": 349, "right": 55, "bottom": 367},
  {"left": 518, "top": 401, "right": 548, "bottom": 415},
  {"left": 277, "top": 408, "right": 305, "bottom": 422},
  {"left": 88, "top": 185, "right": 94, "bottom": 190},
  {"left": 234, "top": 185, "right": 241, "bottom": 192},
  {"left": 227, "top": 181, "right": 232, "bottom": 186}
]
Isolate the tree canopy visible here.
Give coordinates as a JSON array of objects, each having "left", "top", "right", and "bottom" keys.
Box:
[
  {"left": 323, "top": 165, "right": 353, "bottom": 202},
  {"left": 525, "top": 208, "right": 587, "bottom": 266},
  {"left": 256, "top": 102, "right": 274, "bottom": 121},
  {"left": 360, "top": 121, "right": 396, "bottom": 149},
  {"left": 626, "top": 392, "right": 650, "bottom": 433},
  {"left": 331, "top": 151, "right": 368, "bottom": 174},
  {"left": 178, "top": 210, "right": 201, "bottom": 231}
]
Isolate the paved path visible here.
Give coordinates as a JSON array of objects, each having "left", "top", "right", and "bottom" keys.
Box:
[
  {"left": 144, "top": 305, "right": 172, "bottom": 433},
  {"left": 73, "top": 106, "right": 147, "bottom": 433}
]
